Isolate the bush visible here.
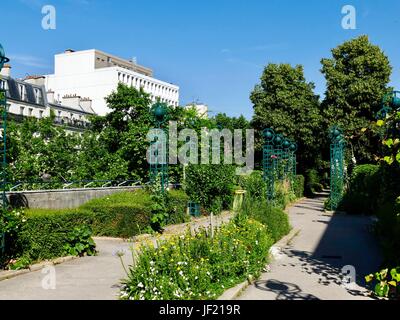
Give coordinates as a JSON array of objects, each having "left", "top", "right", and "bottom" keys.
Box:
[
  {"left": 305, "top": 169, "right": 323, "bottom": 196},
  {"left": 339, "top": 164, "right": 380, "bottom": 215},
  {"left": 240, "top": 195, "right": 290, "bottom": 242},
  {"left": 165, "top": 189, "right": 190, "bottom": 225},
  {"left": 81, "top": 190, "right": 153, "bottom": 237},
  {"left": 17, "top": 208, "right": 94, "bottom": 262},
  {"left": 238, "top": 171, "right": 267, "bottom": 200},
  {"left": 185, "top": 164, "right": 236, "bottom": 213},
  {"left": 293, "top": 175, "right": 305, "bottom": 198},
  {"left": 120, "top": 218, "right": 273, "bottom": 300}
]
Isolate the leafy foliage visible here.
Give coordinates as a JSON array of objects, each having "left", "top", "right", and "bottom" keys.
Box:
[
  {"left": 251, "top": 63, "right": 322, "bottom": 172},
  {"left": 63, "top": 225, "right": 96, "bottom": 257},
  {"left": 365, "top": 267, "right": 400, "bottom": 299},
  {"left": 185, "top": 164, "right": 236, "bottom": 214},
  {"left": 321, "top": 35, "right": 392, "bottom": 163}
]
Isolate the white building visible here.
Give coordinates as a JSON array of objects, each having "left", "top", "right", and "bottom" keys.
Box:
[
  {"left": 0, "top": 64, "right": 95, "bottom": 132},
  {"left": 45, "top": 49, "right": 180, "bottom": 115},
  {"left": 185, "top": 102, "right": 208, "bottom": 119}
]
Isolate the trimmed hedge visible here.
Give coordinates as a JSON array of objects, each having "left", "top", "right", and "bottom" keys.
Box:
[
  {"left": 17, "top": 189, "right": 190, "bottom": 263},
  {"left": 81, "top": 190, "right": 153, "bottom": 237},
  {"left": 17, "top": 208, "right": 93, "bottom": 261}
]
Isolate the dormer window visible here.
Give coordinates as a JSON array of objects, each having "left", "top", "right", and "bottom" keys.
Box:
[
  {"left": 19, "top": 84, "right": 26, "bottom": 101},
  {"left": 34, "top": 88, "right": 43, "bottom": 104}
]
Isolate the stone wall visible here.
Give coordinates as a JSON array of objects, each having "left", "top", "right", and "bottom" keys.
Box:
[{"left": 6, "top": 186, "right": 142, "bottom": 210}]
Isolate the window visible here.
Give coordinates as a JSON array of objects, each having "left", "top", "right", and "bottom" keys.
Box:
[
  {"left": 58, "top": 110, "right": 61, "bottom": 117},
  {"left": 35, "top": 89, "right": 43, "bottom": 104},
  {"left": 39, "top": 110, "right": 43, "bottom": 118},
  {"left": 19, "top": 84, "right": 26, "bottom": 101},
  {"left": 28, "top": 108, "right": 33, "bottom": 116},
  {"left": 20, "top": 106, "right": 25, "bottom": 115},
  {"left": 0, "top": 80, "right": 6, "bottom": 90}
]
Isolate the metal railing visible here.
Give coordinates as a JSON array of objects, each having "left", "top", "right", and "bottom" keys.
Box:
[{"left": 3, "top": 179, "right": 141, "bottom": 192}]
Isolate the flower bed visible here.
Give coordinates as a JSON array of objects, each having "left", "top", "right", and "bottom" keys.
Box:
[{"left": 120, "top": 217, "right": 272, "bottom": 300}]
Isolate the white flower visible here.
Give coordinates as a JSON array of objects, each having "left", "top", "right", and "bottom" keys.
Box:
[{"left": 137, "top": 282, "right": 144, "bottom": 288}]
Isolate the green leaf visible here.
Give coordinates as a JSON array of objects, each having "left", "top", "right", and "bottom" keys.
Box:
[{"left": 365, "top": 274, "right": 374, "bottom": 283}]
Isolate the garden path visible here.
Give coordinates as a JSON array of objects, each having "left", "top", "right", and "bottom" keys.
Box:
[
  {"left": 0, "top": 212, "right": 233, "bottom": 300},
  {"left": 237, "top": 192, "right": 382, "bottom": 300}
]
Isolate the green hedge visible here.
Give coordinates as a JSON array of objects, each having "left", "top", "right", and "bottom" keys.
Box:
[
  {"left": 15, "top": 189, "right": 189, "bottom": 263},
  {"left": 339, "top": 163, "right": 400, "bottom": 266},
  {"left": 17, "top": 209, "right": 93, "bottom": 261},
  {"left": 240, "top": 195, "right": 290, "bottom": 243},
  {"left": 81, "top": 190, "right": 153, "bottom": 237},
  {"left": 293, "top": 175, "right": 305, "bottom": 198},
  {"left": 339, "top": 164, "right": 381, "bottom": 215}
]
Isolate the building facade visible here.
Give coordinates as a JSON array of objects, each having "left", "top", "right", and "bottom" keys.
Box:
[
  {"left": 45, "top": 49, "right": 180, "bottom": 115},
  {"left": 0, "top": 65, "right": 95, "bottom": 131},
  {"left": 185, "top": 102, "right": 208, "bottom": 119}
]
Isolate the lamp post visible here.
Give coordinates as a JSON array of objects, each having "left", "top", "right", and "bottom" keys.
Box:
[
  {"left": 0, "top": 43, "right": 9, "bottom": 255},
  {"left": 149, "top": 102, "right": 169, "bottom": 193}
]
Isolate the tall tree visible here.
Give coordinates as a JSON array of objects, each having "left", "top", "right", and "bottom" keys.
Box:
[
  {"left": 250, "top": 63, "right": 322, "bottom": 172},
  {"left": 321, "top": 35, "right": 392, "bottom": 163}
]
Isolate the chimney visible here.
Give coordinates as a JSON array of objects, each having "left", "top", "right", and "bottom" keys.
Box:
[
  {"left": 47, "top": 90, "right": 55, "bottom": 104},
  {"left": 80, "top": 97, "right": 93, "bottom": 112},
  {"left": 0, "top": 64, "right": 11, "bottom": 77},
  {"left": 62, "top": 94, "right": 81, "bottom": 108}
]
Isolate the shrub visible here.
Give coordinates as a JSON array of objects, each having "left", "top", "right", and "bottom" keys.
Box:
[
  {"left": 185, "top": 164, "right": 236, "bottom": 213},
  {"left": 81, "top": 190, "right": 153, "bottom": 237},
  {"left": 238, "top": 171, "right": 267, "bottom": 200},
  {"left": 240, "top": 195, "right": 290, "bottom": 242},
  {"left": 165, "top": 189, "right": 190, "bottom": 225},
  {"left": 339, "top": 164, "right": 380, "bottom": 215},
  {"left": 120, "top": 218, "right": 273, "bottom": 300},
  {"left": 17, "top": 208, "right": 94, "bottom": 262},
  {"left": 293, "top": 175, "right": 305, "bottom": 198},
  {"left": 63, "top": 225, "right": 97, "bottom": 257},
  {"left": 305, "top": 169, "right": 323, "bottom": 196}
]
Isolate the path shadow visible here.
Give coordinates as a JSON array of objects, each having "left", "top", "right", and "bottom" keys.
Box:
[
  {"left": 286, "top": 194, "right": 382, "bottom": 298},
  {"left": 254, "top": 279, "right": 319, "bottom": 300}
]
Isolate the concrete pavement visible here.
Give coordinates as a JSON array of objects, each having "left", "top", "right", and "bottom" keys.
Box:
[
  {"left": 0, "top": 212, "right": 232, "bottom": 300},
  {"left": 237, "top": 192, "right": 382, "bottom": 300}
]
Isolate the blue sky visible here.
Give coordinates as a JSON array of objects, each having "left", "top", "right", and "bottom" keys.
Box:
[{"left": 2, "top": 0, "right": 400, "bottom": 118}]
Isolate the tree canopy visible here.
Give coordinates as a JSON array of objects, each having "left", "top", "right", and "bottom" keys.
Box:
[
  {"left": 321, "top": 35, "right": 392, "bottom": 163},
  {"left": 250, "top": 63, "right": 323, "bottom": 172}
]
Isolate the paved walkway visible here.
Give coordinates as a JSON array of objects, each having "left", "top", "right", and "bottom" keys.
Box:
[
  {"left": 0, "top": 212, "right": 232, "bottom": 300},
  {"left": 237, "top": 192, "right": 382, "bottom": 300}
]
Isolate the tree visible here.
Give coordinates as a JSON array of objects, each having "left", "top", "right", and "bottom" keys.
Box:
[
  {"left": 250, "top": 63, "right": 322, "bottom": 172},
  {"left": 90, "top": 83, "right": 154, "bottom": 181},
  {"left": 321, "top": 35, "right": 392, "bottom": 163}
]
